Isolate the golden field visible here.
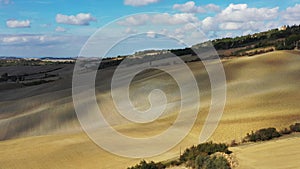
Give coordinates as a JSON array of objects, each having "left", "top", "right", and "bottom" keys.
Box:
[
  {"left": 230, "top": 133, "right": 300, "bottom": 169},
  {"left": 0, "top": 51, "right": 299, "bottom": 168}
]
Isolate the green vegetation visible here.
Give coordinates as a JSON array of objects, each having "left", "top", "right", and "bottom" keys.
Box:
[
  {"left": 195, "top": 156, "right": 230, "bottom": 169},
  {"left": 280, "top": 128, "right": 292, "bottom": 135},
  {"left": 179, "top": 142, "right": 231, "bottom": 163},
  {"left": 179, "top": 142, "right": 231, "bottom": 169},
  {"left": 232, "top": 47, "right": 274, "bottom": 57},
  {"left": 0, "top": 58, "right": 70, "bottom": 67},
  {"left": 128, "top": 142, "right": 232, "bottom": 169},
  {"left": 128, "top": 122, "right": 300, "bottom": 169},
  {"left": 171, "top": 24, "right": 300, "bottom": 57},
  {"left": 244, "top": 128, "right": 281, "bottom": 142},
  {"left": 212, "top": 25, "right": 300, "bottom": 51},
  {"left": 0, "top": 66, "right": 61, "bottom": 87},
  {"left": 243, "top": 123, "right": 300, "bottom": 143},
  {"left": 127, "top": 160, "right": 165, "bottom": 169},
  {"left": 170, "top": 48, "right": 196, "bottom": 56},
  {"left": 290, "top": 123, "right": 300, "bottom": 132}
]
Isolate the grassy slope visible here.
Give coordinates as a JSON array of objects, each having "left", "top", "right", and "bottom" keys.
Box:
[
  {"left": 230, "top": 133, "right": 300, "bottom": 169},
  {"left": 0, "top": 51, "right": 299, "bottom": 168}
]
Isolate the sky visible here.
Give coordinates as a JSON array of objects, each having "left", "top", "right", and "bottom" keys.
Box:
[{"left": 0, "top": 0, "right": 300, "bottom": 57}]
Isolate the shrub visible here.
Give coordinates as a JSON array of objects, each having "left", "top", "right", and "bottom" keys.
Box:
[
  {"left": 169, "top": 160, "right": 181, "bottom": 166},
  {"left": 279, "top": 128, "right": 292, "bottom": 135},
  {"left": 127, "top": 160, "right": 166, "bottom": 169},
  {"left": 229, "top": 140, "right": 238, "bottom": 147},
  {"left": 202, "top": 156, "right": 231, "bottom": 169},
  {"left": 245, "top": 128, "right": 281, "bottom": 142},
  {"left": 180, "top": 142, "right": 231, "bottom": 163},
  {"left": 290, "top": 123, "right": 300, "bottom": 132},
  {"left": 129, "top": 142, "right": 233, "bottom": 169},
  {"left": 195, "top": 153, "right": 208, "bottom": 169},
  {"left": 196, "top": 142, "right": 232, "bottom": 155}
]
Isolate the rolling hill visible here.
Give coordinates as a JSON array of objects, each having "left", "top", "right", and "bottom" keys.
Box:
[{"left": 0, "top": 50, "right": 299, "bottom": 168}]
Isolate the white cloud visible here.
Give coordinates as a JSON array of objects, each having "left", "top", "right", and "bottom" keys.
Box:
[
  {"left": 2, "top": 36, "right": 22, "bottom": 43},
  {"left": 117, "top": 13, "right": 202, "bottom": 45},
  {"left": 202, "top": 17, "right": 216, "bottom": 31},
  {"left": 56, "top": 13, "right": 96, "bottom": 26},
  {"left": 219, "top": 22, "right": 243, "bottom": 30},
  {"left": 124, "top": 27, "right": 138, "bottom": 34},
  {"left": 200, "top": 4, "right": 279, "bottom": 32},
  {"left": 0, "top": 34, "right": 88, "bottom": 57},
  {"left": 205, "top": 4, "right": 221, "bottom": 12},
  {"left": 124, "top": 0, "right": 160, "bottom": 6},
  {"left": 118, "top": 13, "right": 199, "bottom": 26},
  {"left": 6, "top": 19, "right": 30, "bottom": 28},
  {"left": 173, "top": 1, "right": 205, "bottom": 13},
  {"left": 1, "top": 35, "right": 61, "bottom": 45},
  {"left": 218, "top": 4, "right": 278, "bottom": 22},
  {"left": 118, "top": 14, "right": 150, "bottom": 26},
  {"left": 282, "top": 4, "right": 300, "bottom": 25},
  {"left": 55, "top": 26, "right": 67, "bottom": 32},
  {"left": 152, "top": 13, "right": 198, "bottom": 25},
  {"left": 173, "top": 1, "right": 220, "bottom": 13}
]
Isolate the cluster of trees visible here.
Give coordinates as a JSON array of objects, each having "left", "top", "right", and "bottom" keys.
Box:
[
  {"left": 127, "top": 160, "right": 165, "bottom": 169},
  {"left": 212, "top": 35, "right": 264, "bottom": 50},
  {"left": 128, "top": 123, "right": 300, "bottom": 169},
  {"left": 0, "top": 67, "right": 61, "bottom": 84},
  {"left": 179, "top": 142, "right": 232, "bottom": 169},
  {"left": 0, "top": 59, "right": 62, "bottom": 67},
  {"left": 232, "top": 48, "right": 274, "bottom": 57},
  {"left": 275, "top": 34, "right": 300, "bottom": 50},
  {"left": 244, "top": 128, "right": 281, "bottom": 142},
  {"left": 98, "top": 59, "right": 123, "bottom": 69},
  {"left": 195, "top": 155, "right": 230, "bottom": 169},
  {"left": 170, "top": 48, "right": 197, "bottom": 56},
  {"left": 127, "top": 142, "right": 232, "bottom": 169},
  {"left": 213, "top": 25, "right": 300, "bottom": 50},
  {"left": 244, "top": 123, "right": 300, "bottom": 142},
  {"left": 0, "top": 73, "right": 25, "bottom": 82},
  {"left": 169, "top": 24, "right": 300, "bottom": 58},
  {"left": 179, "top": 142, "right": 231, "bottom": 162}
]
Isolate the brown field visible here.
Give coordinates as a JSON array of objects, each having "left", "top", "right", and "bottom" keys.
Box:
[{"left": 0, "top": 51, "right": 299, "bottom": 168}]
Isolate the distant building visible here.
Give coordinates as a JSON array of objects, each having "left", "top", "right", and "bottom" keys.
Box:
[
  {"left": 42, "top": 58, "right": 75, "bottom": 63},
  {"left": 133, "top": 50, "right": 170, "bottom": 58},
  {"left": 279, "top": 25, "right": 287, "bottom": 31}
]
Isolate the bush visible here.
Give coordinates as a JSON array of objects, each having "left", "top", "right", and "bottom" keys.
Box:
[
  {"left": 169, "top": 160, "right": 181, "bottom": 166},
  {"left": 201, "top": 156, "right": 231, "bottom": 169},
  {"left": 290, "top": 123, "right": 300, "bottom": 132},
  {"left": 180, "top": 142, "right": 231, "bottom": 163},
  {"left": 229, "top": 140, "right": 238, "bottom": 147},
  {"left": 245, "top": 128, "right": 281, "bottom": 142},
  {"left": 195, "top": 153, "right": 208, "bottom": 169},
  {"left": 178, "top": 142, "right": 232, "bottom": 169},
  {"left": 280, "top": 128, "right": 292, "bottom": 135},
  {"left": 127, "top": 160, "right": 166, "bottom": 169}
]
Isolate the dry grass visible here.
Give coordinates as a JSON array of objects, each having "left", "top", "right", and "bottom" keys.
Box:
[
  {"left": 0, "top": 51, "right": 299, "bottom": 168},
  {"left": 230, "top": 133, "right": 300, "bottom": 169}
]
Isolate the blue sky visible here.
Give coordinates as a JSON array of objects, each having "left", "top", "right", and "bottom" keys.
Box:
[{"left": 0, "top": 0, "right": 300, "bottom": 57}]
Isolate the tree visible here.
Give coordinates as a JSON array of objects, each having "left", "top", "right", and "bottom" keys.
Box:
[
  {"left": 202, "top": 156, "right": 230, "bottom": 169},
  {"left": 127, "top": 160, "right": 165, "bottom": 169},
  {"left": 195, "top": 153, "right": 208, "bottom": 169}
]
